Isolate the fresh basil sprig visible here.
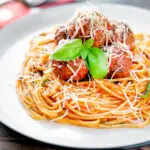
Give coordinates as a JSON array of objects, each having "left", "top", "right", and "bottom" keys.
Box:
[
  {"left": 51, "top": 39, "right": 82, "bottom": 61},
  {"left": 87, "top": 47, "right": 108, "bottom": 78},
  {"left": 51, "top": 39, "right": 108, "bottom": 79},
  {"left": 141, "top": 83, "right": 150, "bottom": 99}
]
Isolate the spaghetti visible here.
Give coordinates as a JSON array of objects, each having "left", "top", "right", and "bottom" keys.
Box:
[{"left": 16, "top": 9, "right": 150, "bottom": 128}]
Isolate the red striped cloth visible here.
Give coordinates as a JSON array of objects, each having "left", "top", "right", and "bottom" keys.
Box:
[{"left": 0, "top": 0, "right": 74, "bottom": 28}]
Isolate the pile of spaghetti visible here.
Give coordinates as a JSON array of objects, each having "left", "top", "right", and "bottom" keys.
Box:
[{"left": 16, "top": 9, "right": 150, "bottom": 128}]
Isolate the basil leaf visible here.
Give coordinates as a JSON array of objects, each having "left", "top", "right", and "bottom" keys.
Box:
[
  {"left": 141, "top": 83, "right": 150, "bottom": 98},
  {"left": 51, "top": 39, "right": 82, "bottom": 61},
  {"left": 79, "top": 47, "right": 89, "bottom": 59},
  {"left": 87, "top": 47, "right": 108, "bottom": 78},
  {"left": 84, "top": 39, "right": 94, "bottom": 48}
]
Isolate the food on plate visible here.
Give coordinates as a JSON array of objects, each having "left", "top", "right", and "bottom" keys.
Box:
[
  {"left": 16, "top": 8, "right": 150, "bottom": 128},
  {"left": 52, "top": 58, "right": 88, "bottom": 81},
  {"left": 109, "top": 21, "right": 135, "bottom": 50},
  {"left": 107, "top": 43, "right": 132, "bottom": 78}
]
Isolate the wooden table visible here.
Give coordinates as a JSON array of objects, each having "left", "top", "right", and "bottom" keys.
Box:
[{"left": 0, "top": 0, "right": 150, "bottom": 149}]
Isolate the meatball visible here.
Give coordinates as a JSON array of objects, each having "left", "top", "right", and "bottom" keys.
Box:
[
  {"left": 55, "top": 25, "right": 67, "bottom": 43},
  {"left": 107, "top": 44, "right": 132, "bottom": 78},
  {"left": 68, "top": 18, "right": 90, "bottom": 39},
  {"left": 109, "top": 21, "right": 135, "bottom": 50},
  {"left": 68, "top": 14, "right": 111, "bottom": 48},
  {"left": 55, "top": 11, "right": 112, "bottom": 48},
  {"left": 93, "top": 29, "right": 106, "bottom": 47},
  {"left": 52, "top": 58, "right": 88, "bottom": 81}
]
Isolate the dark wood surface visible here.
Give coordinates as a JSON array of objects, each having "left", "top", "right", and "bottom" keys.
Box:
[
  {"left": 0, "top": 123, "right": 65, "bottom": 150},
  {"left": 0, "top": 0, "right": 150, "bottom": 150}
]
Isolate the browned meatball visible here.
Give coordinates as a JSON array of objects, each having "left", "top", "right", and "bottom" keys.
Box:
[
  {"left": 109, "top": 21, "right": 135, "bottom": 50},
  {"left": 55, "top": 25, "right": 67, "bottom": 43},
  {"left": 92, "top": 17, "right": 112, "bottom": 47},
  {"left": 107, "top": 44, "right": 132, "bottom": 78},
  {"left": 68, "top": 18, "right": 90, "bottom": 39},
  {"left": 55, "top": 11, "right": 112, "bottom": 48},
  {"left": 68, "top": 17, "right": 110, "bottom": 48},
  {"left": 52, "top": 58, "right": 88, "bottom": 81},
  {"left": 93, "top": 29, "right": 106, "bottom": 48}
]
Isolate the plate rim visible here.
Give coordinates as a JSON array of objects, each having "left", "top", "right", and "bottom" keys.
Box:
[
  {"left": 0, "top": 2, "right": 150, "bottom": 149},
  {"left": 1, "top": 122, "right": 150, "bottom": 149}
]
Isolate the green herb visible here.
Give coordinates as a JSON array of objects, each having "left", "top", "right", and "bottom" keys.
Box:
[
  {"left": 51, "top": 38, "right": 108, "bottom": 79},
  {"left": 141, "top": 83, "right": 150, "bottom": 99},
  {"left": 87, "top": 47, "right": 108, "bottom": 78},
  {"left": 40, "top": 78, "right": 49, "bottom": 86},
  {"left": 51, "top": 39, "right": 82, "bottom": 61},
  {"left": 84, "top": 39, "right": 94, "bottom": 48},
  {"left": 79, "top": 47, "right": 89, "bottom": 59}
]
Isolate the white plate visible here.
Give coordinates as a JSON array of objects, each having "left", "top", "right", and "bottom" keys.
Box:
[{"left": 0, "top": 2, "right": 150, "bottom": 149}]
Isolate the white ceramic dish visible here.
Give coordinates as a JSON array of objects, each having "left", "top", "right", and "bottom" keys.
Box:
[{"left": 0, "top": 3, "right": 150, "bottom": 149}]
